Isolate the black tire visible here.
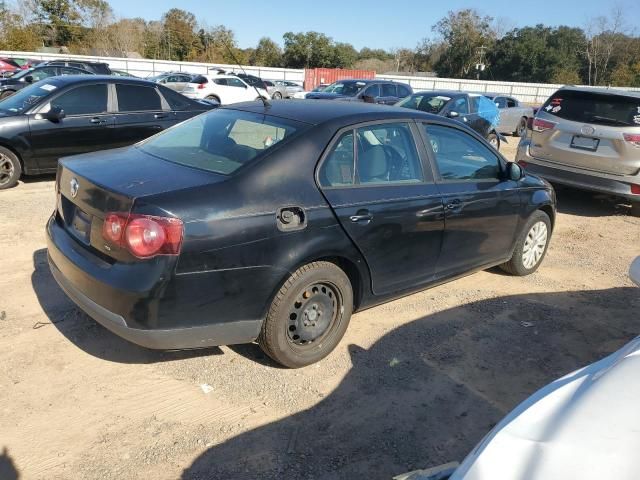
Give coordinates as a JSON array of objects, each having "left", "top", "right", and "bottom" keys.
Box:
[
  {"left": 258, "top": 261, "right": 353, "bottom": 368},
  {"left": 500, "top": 210, "right": 551, "bottom": 276},
  {"left": 0, "top": 90, "right": 15, "bottom": 99},
  {"left": 487, "top": 132, "right": 500, "bottom": 150},
  {"left": 0, "top": 146, "right": 21, "bottom": 190},
  {"left": 631, "top": 202, "right": 640, "bottom": 217},
  {"left": 205, "top": 95, "right": 220, "bottom": 104},
  {"left": 272, "top": 92, "right": 282, "bottom": 99},
  {"left": 514, "top": 117, "right": 527, "bottom": 137}
]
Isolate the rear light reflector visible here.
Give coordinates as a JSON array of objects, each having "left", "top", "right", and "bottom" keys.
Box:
[
  {"left": 102, "top": 213, "right": 183, "bottom": 258},
  {"left": 532, "top": 118, "right": 556, "bottom": 133},
  {"left": 197, "top": 83, "right": 205, "bottom": 89},
  {"left": 623, "top": 133, "right": 640, "bottom": 147},
  {"left": 631, "top": 184, "right": 640, "bottom": 195},
  {"left": 518, "top": 160, "right": 528, "bottom": 167}
]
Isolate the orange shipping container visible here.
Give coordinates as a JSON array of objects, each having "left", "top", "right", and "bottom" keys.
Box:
[{"left": 304, "top": 68, "right": 376, "bottom": 91}]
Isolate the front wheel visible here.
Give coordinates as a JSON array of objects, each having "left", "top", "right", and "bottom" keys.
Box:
[
  {"left": 258, "top": 261, "right": 353, "bottom": 368},
  {"left": 500, "top": 210, "right": 551, "bottom": 276},
  {"left": 272, "top": 92, "right": 282, "bottom": 99},
  {"left": 487, "top": 132, "right": 500, "bottom": 150}
]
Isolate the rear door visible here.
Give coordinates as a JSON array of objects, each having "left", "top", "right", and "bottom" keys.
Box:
[
  {"left": 112, "top": 82, "right": 174, "bottom": 147},
  {"left": 531, "top": 89, "right": 640, "bottom": 175},
  {"left": 420, "top": 123, "right": 521, "bottom": 278},
  {"left": 28, "top": 82, "right": 114, "bottom": 171},
  {"left": 318, "top": 120, "right": 445, "bottom": 295},
  {"left": 378, "top": 83, "right": 399, "bottom": 105}
]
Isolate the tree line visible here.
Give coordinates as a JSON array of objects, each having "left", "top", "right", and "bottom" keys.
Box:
[{"left": 1, "top": 1, "right": 639, "bottom": 87}]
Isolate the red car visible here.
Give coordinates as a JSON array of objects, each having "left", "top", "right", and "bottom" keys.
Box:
[{"left": 0, "top": 58, "right": 20, "bottom": 75}]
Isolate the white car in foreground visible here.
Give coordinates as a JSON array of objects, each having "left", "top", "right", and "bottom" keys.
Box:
[
  {"left": 182, "top": 74, "right": 269, "bottom": 105},
  {"left": 403, "top": 256, "right": 640, "bottom": 480}
]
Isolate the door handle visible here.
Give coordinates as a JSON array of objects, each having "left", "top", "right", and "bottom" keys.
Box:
[
  {"left": 154, "top": 113, "right": 168, "bottom": 119},
  {"left": 445, "top": 199, "right": 462, "bottom": 210},
  {"left": 349, "top": 211, "right": 373, "bottom": 223},
  {"left": 90, "top": 117, "right": 106, "bottom": 124}
]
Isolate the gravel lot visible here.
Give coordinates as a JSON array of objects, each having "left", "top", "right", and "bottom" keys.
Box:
[{"left": 1, "top": 141, "right": 639, "bottom": 479}]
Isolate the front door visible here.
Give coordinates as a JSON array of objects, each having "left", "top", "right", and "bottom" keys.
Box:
[
  {"left": 319, "top": 121, "right": 445, "bottom": 295},
  {"left": 421, "top": 123, "right": 521, "bottom": 279},
  {"left": 28, "top": 83, "right": 114, "bottom": 172},
  {"left": 112, "top": 83, "right": 174, "bottom": 148}
]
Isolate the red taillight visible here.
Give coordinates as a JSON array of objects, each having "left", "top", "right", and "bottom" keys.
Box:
[
  {"left": 518, "top": 160, "right": 528, "bottom": 167},
  {"left": 623, "top": 133, "right": 640, "bottom": 148},
  {"left": 102, "top": 213, "right": 183, "bottom": 259},
  {"left": 197, "top": 83, "right": 205, "bottom": 89},
  {"left": 631, "top": 184, "right": 640, "bottom": 195},
  {"left": 532, "top": 118, "right": 556, "bottom": 133}
]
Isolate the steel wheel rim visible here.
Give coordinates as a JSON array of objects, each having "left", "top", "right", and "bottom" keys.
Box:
[
  {"left": 522, "top": 221, "right": 548, "bottom": 269},
  {"left": 0, "top": 153, "right": 14, "bottom": 186},
  {"left": 287, "top": 282, "right": 341, "bottom": 347}
]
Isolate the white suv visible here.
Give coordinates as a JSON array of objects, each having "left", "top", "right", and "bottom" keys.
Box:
[{"left": 182, "top": 74, "right": 268, "bottom": 105}]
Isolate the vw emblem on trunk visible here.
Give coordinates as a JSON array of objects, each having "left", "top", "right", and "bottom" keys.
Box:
[
  {"left": 581, "top": 125, "right": 595, "bottom": 136},
  {"left": 70, "top": 178, "right": 79, "bottom": 198}
]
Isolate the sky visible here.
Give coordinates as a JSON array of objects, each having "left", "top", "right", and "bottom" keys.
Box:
[{"left": 106, "top": 0, "right": 638, "bottom": 50}]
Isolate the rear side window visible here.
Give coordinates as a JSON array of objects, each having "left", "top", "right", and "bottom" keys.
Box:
[
  {"left": 159, "top": 86, "right": 192, "bottom": 110},
  {"left": 381, "top": 84, "right": 397, "bottom": 97},
  {"left": 397, "top": 85, "right": 411, "bottom": 98},
  {"left": 507, "top": 98, "right": 517, "bottom": 108},
  {"left": 116, "top": 84, "right": 162, "bottom": 111},
  {"left": 320, "top": 131, "right": 355, "bottom": 187},
  {"left": 541, "top": 90, "right": 640, "bottom": 127},
  {"left": 363, "top": 84, "right": 380, "bottom": 98},
  {"left": 138, "top": 109, "right": 304, "bottom": 175},
  {"left": 51, "top": 84, "right": 108, "bottom": 116},
  {"left": 424, "top": 124, "right": 500, "bottom": 181}
]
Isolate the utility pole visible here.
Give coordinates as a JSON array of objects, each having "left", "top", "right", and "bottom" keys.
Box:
[{"left": 475, "top": 45, "right": 487, "bottom": 80}]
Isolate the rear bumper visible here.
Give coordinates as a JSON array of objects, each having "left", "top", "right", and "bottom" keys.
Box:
[
  {"left": 516, "top": 140, "right": 640, "bottom": 201},
  {"left": 46, "top": 216, "right": 262, "bottom": 349}
]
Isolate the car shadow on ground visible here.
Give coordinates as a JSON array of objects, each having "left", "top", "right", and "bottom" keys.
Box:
[
  {"left": 21, "top": 173, "right": 56, "bottom": 185},
  {"left": 553, "top": 185, "right": 636, "bottom": 218},
  {"left": 182, "top": 287, "right": 639, "bottom": 479},
  {"left": 31, "top": 249, "right": 222, "bottom": 364},
  {"left": 0, "top": 447, "right": 19, "bottom": 480}
]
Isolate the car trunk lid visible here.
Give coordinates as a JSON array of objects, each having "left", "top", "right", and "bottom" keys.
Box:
[{"left": 530, "top": 89, "right": 640, "bottom": 176}]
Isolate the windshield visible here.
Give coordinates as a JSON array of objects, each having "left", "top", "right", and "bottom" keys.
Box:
[
  {"left": 323, "top": 82, "right": 366, "bottom": 96},
  {"left": 138, "top": 109, "right": 306, "bottom": 175},
  {"left": 397, "top": 94, "right": 451, "bottom": 114},
  {"left": 541, "top": 90, "right": 640, "bottom": 127},
  {"left": 0, "top": 81, "right": 57, "bottom": 114}
]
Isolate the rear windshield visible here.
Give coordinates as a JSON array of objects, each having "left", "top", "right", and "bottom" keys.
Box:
[
  {"left": 138, "top": 109, "right": 306, "bottom": 175},
  {"left": 541, "top": 90, "right": 640, "bottom": 127}
]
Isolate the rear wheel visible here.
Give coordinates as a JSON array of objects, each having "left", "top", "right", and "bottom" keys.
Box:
[
  {"left": 205, "top": 95, "right": 220, "bottom": 105},
  {"left": 272, "top": 92, "right": 282, "bottom": 99},
  {"left": 500, "top": 210, "right": 551, "bottom": 276},
  {"left": 0, "top": 146, "right": 21, "bottom": 190},
  {"left": 258, "top": 261, "right": 353, "bottom": 368},
  {"left": 487, "top": 132, "right": 500, "bottom": 150},
  {"left": 514, "top": 117, "right": 527, "bottom": 137}
]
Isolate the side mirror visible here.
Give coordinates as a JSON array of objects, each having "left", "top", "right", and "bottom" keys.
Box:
[
  {"left": 447, "top": 111, "right": 459, "bottom": 118},
  {"left": 25, "top": 75, "right": 34, "bottom": 84},
  {"left": 507, "top": 162, "right": 525, "bottom": 181},
  {"left": 45, "top": 106, "right": 65, "bottom": 123}
]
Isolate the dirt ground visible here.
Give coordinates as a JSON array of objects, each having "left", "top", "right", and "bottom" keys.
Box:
[{"left": 1, "top": 141, "right": 639, "bottom": 480}]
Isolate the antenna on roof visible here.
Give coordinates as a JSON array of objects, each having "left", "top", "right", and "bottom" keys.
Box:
[{"left": 221, "top": 41, "right": 270, "bottom": 108}]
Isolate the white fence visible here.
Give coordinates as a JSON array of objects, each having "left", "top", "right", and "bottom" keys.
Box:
[{"left": 3, "top": 50, "right": 640, "bottom": 104}]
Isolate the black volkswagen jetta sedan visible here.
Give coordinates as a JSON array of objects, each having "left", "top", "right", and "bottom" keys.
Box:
[
  {"left": 47, "top": 101, "right": 556, "bottom": 368},
  {"left": 0, "top": 75, "right": 214, "bottom": 189}
]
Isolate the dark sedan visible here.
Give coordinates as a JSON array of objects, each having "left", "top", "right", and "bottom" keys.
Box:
[
  {"left": 397, "top": 90, "right": 503, "bottom": 149},
  {"left": 0, "top": 65, "right": 93, "bottom": 99},
  {"left": 47, "top": 101, "right": 556, "bottom": 368},
  {"left": 0, "top": 75, "right": 214, "bottom": 189},
  {"left": 305, "top": 79, "right": 413, "bottom": 105}
]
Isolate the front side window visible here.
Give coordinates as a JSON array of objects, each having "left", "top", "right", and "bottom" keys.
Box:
[
  {"left": 449, "top": 97, "right": 469, "bottom": 115},
  {"left": 323, "top": 82, "right": 366, "bottom": 96},
  {"left": 507, "top": 98, "right": 517, "bottom": 108},
  {"left": 363, "top": 84, "right": 380, "bottom": 98},
  {"left": 116, "top": 84, "right": 162, "bottom": 111},
  {"left": 356, "top": 123, "right": 422, "bottom": 184},
  {"left": 424, "top": 124, "right": 500, "bottom": 181},
  {"left": 226, "top": 78, "right": 246, "bottom": 88},
  {"left": 51, "top": 84, "right": 108, "bottom": 116},
  {"left": 138, "top": 109, "right": 304, "bottom": 175}
]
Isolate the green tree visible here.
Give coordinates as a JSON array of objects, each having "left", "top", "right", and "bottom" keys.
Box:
[
  {"left": 161, "top": 8, "right": 198, "bottom": 61},
  {"left": 250, "top": 37, "right": 282, "bottom": 66},
  {"left": 282, "top": 31, "right": 334, "bottom": 68},
  {"left": 432, "top": 9, "right": 496, "bottom": 78},
  {"left": 332, "top": 42, "right": 358, "bottom": 68},
  {"left": 358, "top": 47, "right": 392, "bottom": 61}
]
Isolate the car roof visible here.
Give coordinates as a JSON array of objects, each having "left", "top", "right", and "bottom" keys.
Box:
[
  {"left": 411, "top": 90, "right": 463, "bottom": 98},
  {"left": 35, "top": 75, "right": 160, "bottom": 87},
  {"left": 552, "top": 85, "right": 640, "bottom": 99},
  {"left": 223, "top": 99, "right": 459, "bottom": 127}
]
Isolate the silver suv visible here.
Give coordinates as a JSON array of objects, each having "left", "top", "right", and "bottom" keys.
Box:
[{"left": 516, "top": 87, "right": 640, "bottom": 215}]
